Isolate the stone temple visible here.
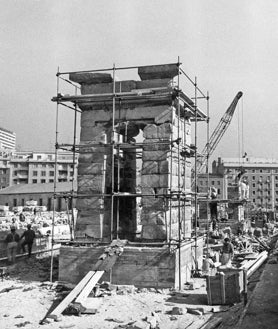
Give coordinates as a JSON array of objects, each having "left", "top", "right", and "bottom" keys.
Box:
[{"left": 53, "top": 63, "right": 205, "bottom": 288}]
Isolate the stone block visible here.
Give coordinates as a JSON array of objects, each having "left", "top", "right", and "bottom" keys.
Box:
[
  {"left": 80, "top": 126, "right": 109, "bottom": 142},
  {"left": 140, "top": 210, "right": 166, "bottom": 225},
  {"left": 78, "top": 175, "right": 105, "bottom": 193},
  {"left": 138, "top": 64, "right": 179, "bottom": 80},
  {"left": 81, "top": 80, "right": 137, "bottom": 95},
  {"left": 69, "top": 72, "right": 112, "bottom": 85},
  {"left": 143, "top": 124, "right": 157, "bottom": 139},
  {"left": 141, "top": 224, "right": 167, "bottom": 240},
  {"left": 155, "top": 107, "right": 176, "bottom": 124},
  {"left": 76, "top": 197, "right": 103, "bottom": 210},
  {"left": 122, "top": 105, "right": 168, "bottom": 122},
  {"left": 157, "top": 123, "right": 178, "bottom": 140},
  {"left": 78, "top": 163, "right": 105, "bottom": 175},
  {"left": 142, "top": 150, "right": 169, "bottom": 162},
  {"left": 74, "top": 222, "right": 103, "bottom": 238},
  {"left": 140, "top": 187, "right": 155, "bottom": 196},
  {"left": 141, "top": 161, "right": 159, "bottom": 175},
  {"left": 136, "top": 78, "right": 171, "bottom": 90},
  {"left": 159, "top": 161, "right": 178, "bottom": 175},
  {"left": 78, "top": 152, "right": 107, "bottom": 164},
  {"left": 141, "top": 197, "right": 165, "bottom": 212},
  {"left": 141, "top": 174, "right": 160, "bottom": 188}
]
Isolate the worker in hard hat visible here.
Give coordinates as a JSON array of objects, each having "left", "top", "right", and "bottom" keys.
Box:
[
  {"left": 5, "top": 226, "right": 20, "bottom": 264},
  {"left": 20, "top": 224, "right": 36, "bottom": 258}
]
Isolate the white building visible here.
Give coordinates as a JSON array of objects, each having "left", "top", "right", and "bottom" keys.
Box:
[{"left": 0, "top": 127, "right": 16, "bottom": 150}]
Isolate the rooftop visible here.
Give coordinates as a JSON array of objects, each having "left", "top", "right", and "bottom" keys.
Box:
[{"left": 0, "top": 182, "right": 77, "bottom": 195}]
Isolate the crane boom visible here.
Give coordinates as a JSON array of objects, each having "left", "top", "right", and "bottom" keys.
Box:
[{"left": 192, "top": 91, "right": 243, "bottom": 184}]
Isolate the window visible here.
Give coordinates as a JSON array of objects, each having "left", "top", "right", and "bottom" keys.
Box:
[
  {"left": 252, "top": 191, "right": 255, "bottom": 195},
  {"left": 41, "top": 171, "right": 46, "bottom": 176},
  {"left": 14, "top": 164, "right": 18, "bottom": 168},
  {"left": 275, "top": 176, "right": 278, "bottom": 180},
  {"left": 260, "top": 169, "right": 263, "bottom": 173},
  {"left": 252, "top": 176, "right": 255, "bottom": 180},
  {"left": 217, "top": 181, "right": 220, "bottom": 186},
  {"left": 252, "top": 169, "right": 255, "bottom": 173},
  {"left": 33, "top": 171, "right": 38, "bottom": 176},
  {"left": 217, "top": 188, "right": 221, "bottom": 194},
  {"left": 32, "top": 179, "right": 37, "bottom": 183},
  {"left": 49, "top": 179, "right": 54, "bottom": 183},
  {"left": 212, "top": 181, "right": 215, "bottom": 185},
  {"left": 37, "top": 155, "right": 42, "bottom": 160},
  {"left": 41, "top": 179, "right": 46, "bottom": 183},
  {"left": 21, "top": 199, "right": 24, "bottom": 206},
  {"left": 39, "top": 198, "right": 43, "bottom": 206},
  {"left": 252, "top": 183, "right": 255, "bottom": 188},
  {"left": 253, "top": 199, "right": 256, "bottom": 203},
  {"left": 49, "top": 171, "right": 54, "bottom": 177},
  {"left": 13, "top": 199, "right": 17, "bottom": 207},
  {"left": 42, "top": 164, "right": 46, "bottom": 168},
  {"left": 48, "top": 155, "right": 52, "bottom": 160}
]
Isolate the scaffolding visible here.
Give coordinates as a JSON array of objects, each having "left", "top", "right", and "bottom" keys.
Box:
[{"left": 50, "top": 59, "right": 209, "bottom": 287}]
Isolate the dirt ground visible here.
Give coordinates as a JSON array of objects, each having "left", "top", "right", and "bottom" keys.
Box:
[{"left": 0, "top": 255, "right": 250, "bottom": 329}]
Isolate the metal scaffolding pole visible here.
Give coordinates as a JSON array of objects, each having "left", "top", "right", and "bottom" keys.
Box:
[
  {"left": 194, "top": 76, "right": 198, "bottom": 272},
  {"left": 50, "top": 68, "right": 60, "bottom": 282},
  {"left": 110, "top": 64, "right": 116, "bottom": 241}
]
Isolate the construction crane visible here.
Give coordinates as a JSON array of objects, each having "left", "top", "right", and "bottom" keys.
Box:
[{"left": 192, "top": 91, "right": 243, "bottom": 186}]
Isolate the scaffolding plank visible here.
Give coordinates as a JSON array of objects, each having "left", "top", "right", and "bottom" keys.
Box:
[
  {"left": 75, "top": 271, "right": 104, "bottom": 305},
  {"left": 47, "top": 271, "right": 95, "bottom": 320}
]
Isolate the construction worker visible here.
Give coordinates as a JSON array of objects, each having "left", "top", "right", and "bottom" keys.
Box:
[
  {"left": 5, "top": 226, "right": 20, "bottom": 264},
  {"left": 221, "top": 237, "right": 234, "bottom": 267},
  {"left": 20, "top": 224, "right": 36, "bottom": 258}
]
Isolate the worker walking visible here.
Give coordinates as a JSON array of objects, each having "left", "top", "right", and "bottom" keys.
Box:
[
  {"left": 20, "top": 224, "right": 36, "bottom": 258},
  {"left": 221, "top": 237, "right": 234, "bottom": 267},
  {"left": 5, "top": 226, "right": 20, "bottom": 264}
]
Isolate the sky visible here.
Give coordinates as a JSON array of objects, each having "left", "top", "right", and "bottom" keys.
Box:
[{"left": 1, "top": 0, "right": 278, "bottom": 163}]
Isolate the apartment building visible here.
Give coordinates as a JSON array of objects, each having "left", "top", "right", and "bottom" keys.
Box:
[
  {"left": 0, "top": 151, "right": 77, "bottom": 188},
  {"left": 212, "top": 157, "right": 278, "bottom": 211},
  {"left": 197, "top": 173, "right": 226, "bottom": 200},
  {"left": 0, "top": 127, "right": 16, "bottom": 150}
]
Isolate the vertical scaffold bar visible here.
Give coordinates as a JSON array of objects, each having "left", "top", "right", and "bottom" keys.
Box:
[
  {"left": 177, "top": 57, "right": 182, "bottom": 291},
  {"left": 70, "top": 87, "right": 78, "bottom": 241},
  {"left": 206, "top": 91, "right": 210, "bottom": 255},
  {"left": 194, "top": 76, "right": 198, "bottom": 272},
  {"left": 50, "top": 68, "right": 60, "bottom": 282},
  {"left": 110, "top": 64, "right": 116, "bottom": 241}
]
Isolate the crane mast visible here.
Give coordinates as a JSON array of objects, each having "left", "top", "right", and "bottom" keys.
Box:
[{"left": 192, "top": 91, "right": 243, "bottom": 186}]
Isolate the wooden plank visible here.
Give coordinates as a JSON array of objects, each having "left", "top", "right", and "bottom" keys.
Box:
[
  {"left": 47, "top": 271, "right": 95, "bottom": 320},
  {"left": 75, "top": 271, "right": 104, "bottom": 305}
]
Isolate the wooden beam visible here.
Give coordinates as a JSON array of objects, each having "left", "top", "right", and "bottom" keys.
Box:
[
  {"left": 75, "top": 271, "right": 104, "bottom": 306},
  {"left": 47, "top": 271, "right": 95, "bottom": 320}
]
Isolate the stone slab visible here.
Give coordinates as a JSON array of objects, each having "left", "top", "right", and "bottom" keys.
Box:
[
  {"left": 138, "top": 64, "right": 179, "bottom": 80},
  {"left": 69, "top": 72, "right": 112, "bottom": 84}
]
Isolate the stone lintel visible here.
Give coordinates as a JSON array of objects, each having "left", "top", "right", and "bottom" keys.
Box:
[
  {"left": 69, "top": 72, "right": 113, "bottom": 84},
  {"left": 138, "top": 64, "right": 179, "bottom": 81}
]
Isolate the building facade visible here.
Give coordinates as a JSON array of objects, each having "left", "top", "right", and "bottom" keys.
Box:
[
  {"left": 212, "top": 157, "right": 278, "bottom": 211},
  {"left": 0, "top": 182, "right": 77, "bottom": 211},
  {"left": 0, "top": 127, "right": 16, "bottom": 150},
  {"left": 0, "top": 151, "right": 77, "bottom": 189}
]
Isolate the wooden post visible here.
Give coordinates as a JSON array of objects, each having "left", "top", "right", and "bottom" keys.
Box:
[
  {"left": 243, "top": 269, "right": 248, "bottom": 305},
  {"left": 219, "top": 272, "right": 225, "bottom": 304}
]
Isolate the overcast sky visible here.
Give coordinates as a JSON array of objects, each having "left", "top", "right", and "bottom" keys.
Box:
[{"left": 1, "top": 0, "right": 277, "bottom": 162}]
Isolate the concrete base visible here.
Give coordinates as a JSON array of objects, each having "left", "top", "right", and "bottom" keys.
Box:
[{"left": 59, "top": 239, "right": 203, "bottom": 289}]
